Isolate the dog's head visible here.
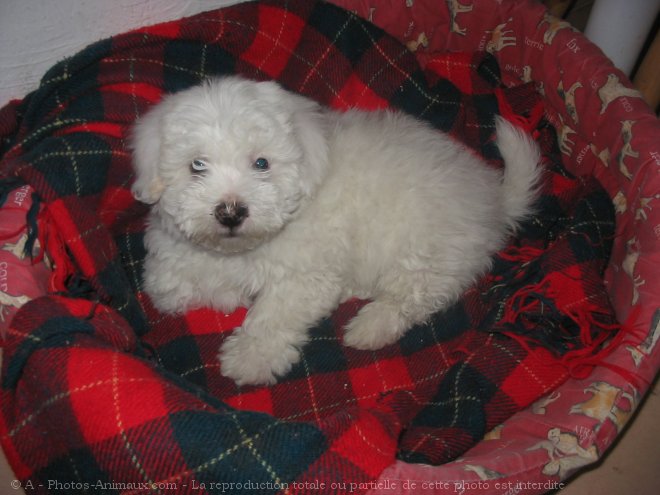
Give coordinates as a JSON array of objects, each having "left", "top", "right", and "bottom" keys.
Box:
[{"left": 130, "top": 76, "right": 329, "bottom": 253}]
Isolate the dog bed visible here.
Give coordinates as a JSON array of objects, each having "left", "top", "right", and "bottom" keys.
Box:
[{"left": 0, "top": 1, "right": 657, "bottom": 493}]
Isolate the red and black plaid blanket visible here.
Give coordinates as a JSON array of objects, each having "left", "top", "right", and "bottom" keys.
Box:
[{"left": 0, "top": 1, "right": 618, "bottom": 493}]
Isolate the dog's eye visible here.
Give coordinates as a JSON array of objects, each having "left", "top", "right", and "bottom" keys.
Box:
[
  {"left": 253, "top": 157, "right": 269, "bottom": 171},
  {"left": 190, "top": 159, "right": 208, "bottom": 174}
]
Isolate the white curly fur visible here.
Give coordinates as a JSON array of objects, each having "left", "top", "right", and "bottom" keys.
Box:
[{"left": 131, "top": 76, "right": 541, "bottom": 386}]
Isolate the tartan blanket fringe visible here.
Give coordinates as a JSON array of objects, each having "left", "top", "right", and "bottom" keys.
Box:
[{"left": 0, "top": 1, "right": 618, "bottom": 492}]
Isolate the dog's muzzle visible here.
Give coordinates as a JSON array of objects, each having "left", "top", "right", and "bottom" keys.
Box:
[{"left": 214, "top": 201, "right": 249, "bottom": 229}]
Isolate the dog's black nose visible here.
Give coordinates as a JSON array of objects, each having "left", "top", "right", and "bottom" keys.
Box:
[{"left": 214, "top": 201, "right": 249, "bottom": 228}]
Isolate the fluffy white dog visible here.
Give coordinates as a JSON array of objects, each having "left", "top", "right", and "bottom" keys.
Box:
[{"left": 131, "top": 76, "right": 541, "bottom": 386}]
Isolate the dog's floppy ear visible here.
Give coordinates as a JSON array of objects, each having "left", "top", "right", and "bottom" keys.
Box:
[
  {"left": 290, "top": 93, "right": 329, "bottom": 196},
  {"left": 129, "top": 102, "right": 169, "bottom": 204},
  {"left": 258, "top": 81, "right": 330, "bottom": 196}
]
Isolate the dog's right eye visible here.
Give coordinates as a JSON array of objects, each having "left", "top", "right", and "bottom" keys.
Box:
[{"left": 190, "top": 159, "right": 208, "bottom": 174}]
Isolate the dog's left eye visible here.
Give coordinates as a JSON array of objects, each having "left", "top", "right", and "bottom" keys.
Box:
[
  {"left": 253, "top": 157, "right": 270, "bottom": 171},
  {"left": 190, "top": 159, "right": 208, "bottom": 174}
]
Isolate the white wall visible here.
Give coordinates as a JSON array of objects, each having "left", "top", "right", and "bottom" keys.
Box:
[
  {"left": 584, "top": 0, "right": 660, "bottom": 75},
  {"left": 0, "top": 0, "right": 242, "bottom": 106}
]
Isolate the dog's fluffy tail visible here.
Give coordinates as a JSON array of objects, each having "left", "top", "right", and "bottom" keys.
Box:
[{"left": 495, "top": 115, "right": 543, "bottom": 230}]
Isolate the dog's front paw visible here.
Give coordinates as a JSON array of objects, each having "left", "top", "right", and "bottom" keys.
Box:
[{"left": 219, "top": 330, "right": 301, "bottom": 386}]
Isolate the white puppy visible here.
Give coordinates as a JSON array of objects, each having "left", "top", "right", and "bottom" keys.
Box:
[{"left": 131, "top": 76, "right": 541, "bottom": 386}]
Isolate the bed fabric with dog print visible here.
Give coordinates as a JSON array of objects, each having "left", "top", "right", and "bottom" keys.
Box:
[{"left": 0, "top": 1, "right": 622, "bottom": 493}]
